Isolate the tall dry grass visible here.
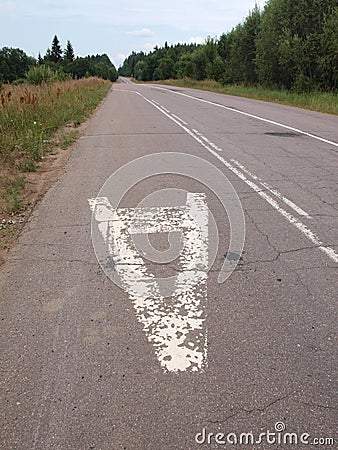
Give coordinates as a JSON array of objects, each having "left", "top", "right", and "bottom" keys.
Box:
[
  {"left": 0, "top": 77, "right": 110, "bottom": 167},
  {"left": 0, "top": 77, "right": 111, "bottom": 215}
]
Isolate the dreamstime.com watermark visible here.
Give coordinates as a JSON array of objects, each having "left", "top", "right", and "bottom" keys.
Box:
[{"left": 195, "top": 422, "right": 335, "bottom": 447}]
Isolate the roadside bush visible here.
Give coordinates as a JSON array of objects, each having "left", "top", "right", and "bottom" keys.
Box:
[{"left": 26, "top": 64, "right": 69, "bottom": 85}]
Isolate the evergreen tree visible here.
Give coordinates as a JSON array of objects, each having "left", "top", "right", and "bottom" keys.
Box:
[
  {"left": 44, "top": 48, "right": 52, "bottom": 62},
  {"left": 37, "top": 52, "right": 43, "bottom": 65},
  {"left": 64, "top": 40, "right": 75, "bottom": 62},
  {"left": 50, "top": 35, "right": 62, "bottom": 63}
]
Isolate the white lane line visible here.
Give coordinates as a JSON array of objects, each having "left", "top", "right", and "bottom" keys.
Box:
[
  {"left": 172, "top": 113, "right": 188, "bottom": 125},
  {"left": 193, "top": 129, "right": 222, "bottom": 152},
  {"left": 89, "top": 194, "right": 208, "bottom": 372},
  {"left": 192, "top": 129, "right": 310, "bottom": 217},
  {"left": 152, "top": 86, "right": 338, "bottom": 149},
  {"left": 137, "top": 92, "right": 338, "bottom": 264},
  {"left": 230, "top": 159, "right": 311, "bottom": 218}
]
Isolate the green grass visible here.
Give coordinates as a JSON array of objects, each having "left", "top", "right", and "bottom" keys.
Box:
[
  {"left": 0, "top": 77, "right": 111, "bottom": 216},
  {"left": 141, "top": 78, "right": 338, "bottom": 115},
  {"left": 0, "top": 177, "right": 25, "bottom": 213},
  {"left": 59, "top": 129, "right": 80, "bottom": 150}
]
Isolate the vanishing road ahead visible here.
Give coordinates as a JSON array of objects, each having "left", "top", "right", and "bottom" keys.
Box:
[{"left": 1, "top": 79, "right": 337, "bottom": 449}]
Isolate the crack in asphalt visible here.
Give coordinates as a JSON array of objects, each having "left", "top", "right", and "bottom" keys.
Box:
[
  {"left": 291, "top": 179, "right": 338, "bottom": 211},
  {"left": 292, "top": 270, "right": 312, "bottom": 297},
  {"left": 9, "top": 256, "right": 97, "bottom": 266},
  {"left": 245, "top": 210, "right": 279, "bottom": 254},
  {"left": 200, "top": 392, "right": 294, "bottom": 424},
  {"left": 298, "top": 401, "right": 337, "bottom": 410}
]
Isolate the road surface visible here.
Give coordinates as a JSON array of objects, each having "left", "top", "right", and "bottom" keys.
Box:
[{"left": 1, "top": 78, "right": 337, "bottom": 449}]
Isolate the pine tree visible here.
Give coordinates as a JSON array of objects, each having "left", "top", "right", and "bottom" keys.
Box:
[
  {"left": 64, "top": 40, "right": 75, "bottom": 62},
  {"left": 37, "top": 52, "right": 43, "bottom": 65},
  {"left": 44, "top": 48, "right": 52, "bottom": 62},
  {"left": 50, "top": 35, "right": 62, "bottom": 63}
]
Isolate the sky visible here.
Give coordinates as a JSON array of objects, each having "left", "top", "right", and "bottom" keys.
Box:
[{"left": 0, "top": 0, "right": 267, "bottom": 68}]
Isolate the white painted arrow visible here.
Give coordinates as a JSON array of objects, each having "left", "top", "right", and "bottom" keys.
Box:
[{"left": 89, "top": 193, "right": 209, "bottom": 372}]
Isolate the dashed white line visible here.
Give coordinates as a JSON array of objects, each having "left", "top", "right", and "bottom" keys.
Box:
[
  {"left": 137, "top": 91, "right": 338, "bottom": 264},
  {"left": 192, "top": 129, "right": 222, "bottom": 152},
  {"left": 172, "top": 114, "right": 188, "bottom": 125},
  {"left": 230, "top": 159, "right": 311, "bottom": 218}
]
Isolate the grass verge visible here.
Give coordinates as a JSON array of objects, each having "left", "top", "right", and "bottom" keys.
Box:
[
  {"left": 0, "top": 77, "right": 111, "bottom": 262},
  {"left": 139, "top": 78, "right": 338, "bottom": 115}
]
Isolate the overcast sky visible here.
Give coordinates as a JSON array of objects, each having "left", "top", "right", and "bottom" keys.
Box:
[{"left": 0, "top": 0, "right": 267, "bottom": 67}]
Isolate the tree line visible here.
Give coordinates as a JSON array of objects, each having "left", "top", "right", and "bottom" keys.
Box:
[
  {"left": 0, "top": 35, "right": 118, "bottom": 85},
  {"left": 119, "top": 0, "right": 337, "bottom": 92}
]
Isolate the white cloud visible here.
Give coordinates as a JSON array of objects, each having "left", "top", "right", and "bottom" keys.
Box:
[{"left": 126, "top": 28, "right": 155, "bottom": 37}]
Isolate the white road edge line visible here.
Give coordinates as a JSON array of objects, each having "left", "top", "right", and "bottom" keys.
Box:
[
  {"left": 152, "top": 86, "right": 338, "bottom": 149},
  {"left": 136, "top": 91, "right": 338, "bottom": 264}
]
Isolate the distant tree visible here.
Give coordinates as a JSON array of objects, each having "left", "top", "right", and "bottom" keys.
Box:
[
  {"left": 134, "top": 60, "right": 147, "bottom": 80},
  {"left": 88, "top": 53, "right": 112, "bottom": 66},
  {"left": 44, "top": 48, "right": 52, "bottom": 62},
  {"left": 157, "top": 56, "right": 175, "bottom": 79},
  {"left": 38, "top": 52, "right": 43, "bottom": 65},
  {"left": 118, "top": 51, "right": 146, "bottom": 77},
  {"left": 175, "top": 53, "right": 194, "bottom": 78},
  {"left": 0, "top": 47, "right": 34, "bottom": 83},
  {"left": 69, "top": 57, "right": 93, "bottom": 78},
  {"left": 191, "top": 47, "right": 208, "bottom": 80},
  {"left": 236, "top": 5, "right": 261, "bottom": 84},
  {"left": 108, "top": 65, "right": 118, "bottom": 81},
  {"left": 153, "top": 67, "right": 164, "bottom": 80},
  {"left": 64, "top": 40, "right": 75, "bottom": 62},
  {"left": 95, "top": 62, "right": 109, "bottom": 79},
  {"left": 317, "top": 10, "right": 338, "bottom": 91},
  {"left": 50, "top": 35, "right": 63, "bottom": 63},
  {"left": 207, "top": 55, "right": 227, "bottom": 82}
]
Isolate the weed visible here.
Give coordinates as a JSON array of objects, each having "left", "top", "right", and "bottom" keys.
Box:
[
  {"left": 0, "top": 177, "right": 25, "bottom": 213},
  {"left": 18, "top": 160, "right": 37, "bottom": 172},
  {"left": 60, "top": 130, "right": 79, "bottom": 150}
]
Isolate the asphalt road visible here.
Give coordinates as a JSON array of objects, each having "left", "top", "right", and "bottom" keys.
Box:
[{"left": 1, "top": 78, "right": 337, "bottom": 449}]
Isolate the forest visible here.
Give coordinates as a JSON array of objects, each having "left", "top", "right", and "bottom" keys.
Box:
[
  {"left": 0, "top": 35, "right": 118, "bottom": 85},
  {"left": 119, "top": 0, "right": 337, "bottom": 92}
]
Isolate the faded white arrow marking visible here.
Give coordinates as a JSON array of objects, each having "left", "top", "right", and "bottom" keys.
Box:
[{"left": 89, "top": 193, "right": 208, "bottom": 372}]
